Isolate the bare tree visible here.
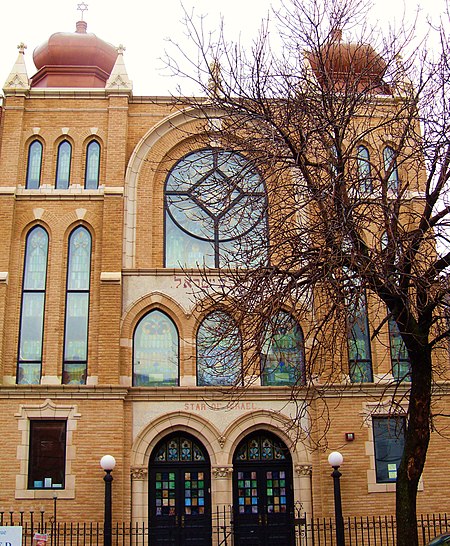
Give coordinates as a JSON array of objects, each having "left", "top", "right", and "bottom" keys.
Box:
[{"left": 164, "top": 0, "right": 450, "bottom": 544}]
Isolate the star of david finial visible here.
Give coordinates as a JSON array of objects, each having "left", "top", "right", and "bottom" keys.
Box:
[
  {"left": 117, "top": 44, "right": 126, "bottom": 55},
  {"left": 77, "top": 2, "right": 88, "bottom": 20},
  {"left": 17, "top": 42, "right": 27, "bottom": 54}
]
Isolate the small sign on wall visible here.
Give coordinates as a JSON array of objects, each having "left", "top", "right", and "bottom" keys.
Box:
[{"left": 0, "top": 526, "right": 23, "bottom": 546}]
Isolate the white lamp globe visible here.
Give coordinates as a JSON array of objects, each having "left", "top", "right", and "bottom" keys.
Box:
[
  {"left": 328, "top": 451, "right": 344, "bottom": 467},
  {"left": 100, "top": 454, "right": 116, "bottom": 471}
]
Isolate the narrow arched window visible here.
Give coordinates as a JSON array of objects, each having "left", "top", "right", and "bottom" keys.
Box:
[
  {"left": 85, "top": 140, "right": 100, "bottom": 189},
  {"left": 383, "top": 146, "right": 399, "bottom": 192},
  {"left": 62, "top": 226, "right": 91, "bottom": 384},
  {"left": 388, "top": 318, "right": 411, "bottom": 381},
  {"left": 261, "top": 310, "right": 305, "bottom": 386},
  {"left": 357, "top": 145, "right": 371, "bottom": 192},
  {"left": 344, "top": 270, "right": 373, "bottom": 382},
  {"left": 197, "top": 310, "right": 242, "bottom": 386},
  {"left": 26, "top": 141, "right": 43, "bottom": 189},
  {"left": 133, "top": 310, "right": 179, "bottom": 386},
  {"left": 55, "top": 140, "right": 72, "bottom": 189},
  {"left": 17, "top": 226, "right": 49, "bottom": 384}
]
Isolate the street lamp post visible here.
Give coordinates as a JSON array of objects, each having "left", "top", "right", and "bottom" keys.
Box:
[
  {"left": 328, "top": 451, "right": 345, "bottom": 546},
  {"left": 100, "top": 455, "right": 116, "bottom": 546}
]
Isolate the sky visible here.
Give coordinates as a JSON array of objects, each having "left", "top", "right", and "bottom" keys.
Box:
[{"left": 0, "top": 0, "right": 446, "bottom": 96}]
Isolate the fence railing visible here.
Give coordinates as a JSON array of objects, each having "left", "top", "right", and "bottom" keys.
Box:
[{"left": 1, "top": 509, "right": 449, "bottom": 546}]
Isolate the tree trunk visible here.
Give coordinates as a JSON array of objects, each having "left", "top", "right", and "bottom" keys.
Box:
[{"left": 396, "top": 345, "right": 432, "bottom": 546}]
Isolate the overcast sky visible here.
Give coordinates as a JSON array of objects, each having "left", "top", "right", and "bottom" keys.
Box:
[{"left": 0, "top": 0, "right": 446, "bottom": 96}]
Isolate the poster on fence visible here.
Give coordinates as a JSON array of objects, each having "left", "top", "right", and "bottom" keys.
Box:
[
  {"left": 0, "top": 526, "right": 23, "bottom": 546},
  {"left": 32, "top": 533, "right": 48, "bottom": 546}
]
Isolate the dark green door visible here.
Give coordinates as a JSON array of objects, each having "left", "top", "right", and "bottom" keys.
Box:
[
  {"left": 233, "top": 432, "right": 295, "bottom": 546},
  {"left": 149, "top": 433, "right": 211, "bottom": 546}
]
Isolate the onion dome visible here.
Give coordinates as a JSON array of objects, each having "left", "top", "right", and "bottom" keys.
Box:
[
  {"left": 30, "top": 20, "right": 118, "bottom": 88},
  {"left": 307, "top": 29, "right": 389, "bottom": 94}
]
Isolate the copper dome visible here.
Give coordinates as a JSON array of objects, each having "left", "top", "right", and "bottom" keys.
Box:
[
  {"left": 31, "top": 21, "right": 118, "bottom": 88},
  {"left": 307, "top": 30, "right": 389, "bottom": 93}
]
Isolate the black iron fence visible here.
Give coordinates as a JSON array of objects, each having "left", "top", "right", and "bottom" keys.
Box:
[{"left": 1, "top": 509, "right": 449, "bottom": 546}]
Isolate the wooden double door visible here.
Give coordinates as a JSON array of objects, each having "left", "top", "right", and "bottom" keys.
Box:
[{"left": 148, "top": 431, "right": 295, "bottom": 546}]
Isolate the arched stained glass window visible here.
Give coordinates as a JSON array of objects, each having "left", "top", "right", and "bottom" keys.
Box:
[
  {"left": 133, "top": 310, "right": 179, "bottom": 386},
  {"left": 17, "top": 226, "right": 49, "bottom": 384},
  {"left": 153, "top": 435, "right": 208, "bottom": 462},
  {"left": 234, "top": 433, "right": 289, "bottom": 461},
  {"left": 165, "top": 149, "right": 268, "bottom": 268},
  {"left": 261, "top": 311, "right": 305, "bottom": 386},
  {"left": 85, "top": 140, "right": 100, "bottom": 189},
  {"left": 347, "top": 287, "right": 373, "bottom": 382},
  {"left": 197, "top": 310, "right": 242, "bottom": 386},
  {"left": 55, "top": 140, "right": 72, "bottom": 189},
  {"left": 388, "top": 318, "right": 411, "bottom": 381},
  {"left": 343, "top": 268, "right": 373, "bottom": 382},
  {"left": 62, "top": 226, "right": 91, "bottom": 384},
  {"left": 357, "top": 145, "right": 372, "bottom": 192},
  {"left": 383, "top": 146, "right": 399, "bottom": 192},
  {"left": 26, "top": 141, "right": 43, "bottom": 189}
]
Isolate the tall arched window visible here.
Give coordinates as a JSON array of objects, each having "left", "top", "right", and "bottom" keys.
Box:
[
  {"left": 85, "top": 140, "right": 100, "bottom": 189},
  {"left": 357, "top": 145, "right": 372, "bottom": 192},
  {"left": 133, "top": 310, "right": 179, "bottom": 386},
  {"left": 26, "top": 141, "right": 43, "bottom": 189},
  {"left": 62, "top": 226, "right": 91, "bottom": 384},
  {"left": 261, "top": 310, "right": 305, "bottom": 386},
  {"left": 17, "top": 226, "right": 49, "bottom": 384},
  {"left": 197, "top": 310, "right": 242, "bottom": 386},
  {"left": 165, "top": 148, "right": 268, "bottom": 268},
  {"left": 343, "top": 270, "right": 373, "bottom": 383},
  {"left": 388, "top": 318, "right": 411, "bottom": 381},
  {"left": 383, "top": 146, "right": 399, "bottom": 192},
  {"left": 55, "top": 140, "right": 72, "bottom": 189},
  {"left": 347, "top": 288, "right": 373, "bottom": 382}
]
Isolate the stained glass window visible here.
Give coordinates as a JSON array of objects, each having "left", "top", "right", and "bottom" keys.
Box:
[
  {"left": 235, "top": 434, "right": 288, "bottom": 462},
  {"left": 383, "top": 146, "right": 399, "bottom": 192},
  {"left": 388, "top": 318, "right": 411, "bottom": 381},
  {"left": 26, "top": 141, "right": 43, "bottom": 189},
  {"left": 85, "top": 140, "right": 100, "bottom": 189},
  {"left": 165, "top": 149, "right": 268, "bottom": 268},
  {"left": 357, "top": 145, "right": 372, "bottom": 192},
  {"left": 56, "top": 140, "right": 72, "bottom": 189},
  {"left": 153, "top": 436, "right": 206, "bottom": 462},
  {"left": 133, "top": 310, "right": 179, "bottom": 386},
  {"left": 197, "top": 310, "right": 242, "bottom": 386},
  {"left": 261, "top": 311, "right": 305, "bottom": 386},
  {"left": 17, "top": 227, "right": 49, "bottom": 384},
  {"left": 62, "top": 227, "right": 91, "bottom": 384},
  {"left": 237, "top": 470, "right": 259, "bottom": 514},
  {"left": 344, "top": 272, "right": 373, "bottom": 382},
  {"left": 266, "top": 470, "right": 287, "bottom": 514},
  {"left": 154, "top": 471, "right": 176, "bottom": 516}
]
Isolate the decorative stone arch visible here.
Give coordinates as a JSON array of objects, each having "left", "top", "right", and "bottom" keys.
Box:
[
  {"left": 121, "top": 291, "right": 191, "bottom": 337},
  {"left": 123, "top": 106, "right": 221, "bottom": 268},
  {"left": 130, "top": 411, "right": 222, "bottom": 522},
  {"left": 222, "top": 410, "right": 313, "bottom": 517}
]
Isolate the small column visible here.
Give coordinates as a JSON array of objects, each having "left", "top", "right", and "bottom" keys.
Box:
[
  {"left": 211, "top": 465, "right": 233, "bottom": 545},
  {"left": 295, "top": 464, "right": 313, "bottom": 516},
  {"left": 131, "top": 466, "right": 148, "bottom": 523}
]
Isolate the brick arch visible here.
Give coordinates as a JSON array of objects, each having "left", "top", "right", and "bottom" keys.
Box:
[
  {"left": 123, "top": 106, "right": 221, "bottom": 268},
  {"left": 131, "top": 410, "right": 222, "bottom": 467}
]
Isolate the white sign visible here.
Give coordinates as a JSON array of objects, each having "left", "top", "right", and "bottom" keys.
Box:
[{"left": 0, "top": 526, "right": 23, "bottom": 546}]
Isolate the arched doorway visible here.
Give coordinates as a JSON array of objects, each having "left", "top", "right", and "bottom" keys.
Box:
[
  {"left": 149, "top": 432, "right": 212, "bottom": 546},
  {"left": 233, "top": 431, "right": 295, "bottom": 545}
]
